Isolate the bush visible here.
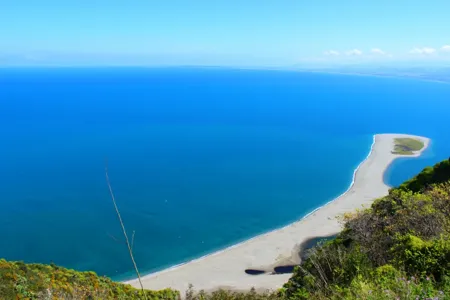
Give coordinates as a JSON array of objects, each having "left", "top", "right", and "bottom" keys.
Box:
[
  {"left": 283, "top": 239, "right": 373, "bottom": 299},
  {"left": 343, "top": 186, "right": 449, "bottom": 266},
  {"left": 185, "top": 285, "right": 283, "bottom": 300},
  {"left": 0, "top": 259, "right": 179, "bottom": 300},
  {"left": 392, "top": 235, "right": 450, "bottom": 281}
]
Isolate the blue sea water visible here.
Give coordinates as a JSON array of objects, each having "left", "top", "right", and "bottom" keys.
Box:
[{"left": 0, "top": 68, "right": 449, "bottom": 280}]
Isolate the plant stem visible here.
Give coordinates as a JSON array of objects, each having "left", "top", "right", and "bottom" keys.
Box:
[{"left": 105, "top": 165, "right": 147, "bottom": 299}]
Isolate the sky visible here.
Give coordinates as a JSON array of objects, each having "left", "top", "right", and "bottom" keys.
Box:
[{"left": 1, "top": 0, "right": 450, "bottom": 67}]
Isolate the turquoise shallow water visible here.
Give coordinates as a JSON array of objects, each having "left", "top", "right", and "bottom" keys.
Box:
[{"left": 0, "top": 68, "right": 449, "bottom": 280}]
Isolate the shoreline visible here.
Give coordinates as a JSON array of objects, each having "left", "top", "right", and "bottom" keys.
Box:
[
  {"left": 122, "top": 136, "right": 375, "bottom": 281},
  {"left": 126, "top": 133, "right": 430, "bottom": 293}
]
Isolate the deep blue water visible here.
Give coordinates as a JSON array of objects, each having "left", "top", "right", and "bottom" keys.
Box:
[{"left": 0, "top": 68, "right": 449, "bottom": 280}]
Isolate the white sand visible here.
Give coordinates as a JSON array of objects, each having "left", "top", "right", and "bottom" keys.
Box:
[{"left": 126, "top": 133, "right": 430, "bottom": 294}]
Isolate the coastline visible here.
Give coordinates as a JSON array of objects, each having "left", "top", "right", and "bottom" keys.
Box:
[
  {"left": 126, "top": 133, "right": 430, "bottom": 293},
  {"left": 295, "top": 69, "right": 450, "bottom": 85}
]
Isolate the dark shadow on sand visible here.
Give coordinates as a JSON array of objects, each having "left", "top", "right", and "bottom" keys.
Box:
[
  {"left": 272, "top": 234, "right": 337, "bottom": 275},
  {"left": 244, "top": 234, "right": 337, "bottom": 276},
  {"left": 298, "top": 234, "right": 337, "bottom": 261},
  {"left": 245, "top": 269, "right": 266, "bottom": 275},
  {"left": 273, "top": 265, "right": 295, "bottom": 274}
]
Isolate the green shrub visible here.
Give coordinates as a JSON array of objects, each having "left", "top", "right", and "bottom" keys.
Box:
[
  {"left": 343, "top": 186, "right": 449, "bottom": 266},
  {"left": 185, "top": 285, "right": 283, "bottom": 300},
  {"left": 0, "top": 259, "right": 179, "bottom": 299},
  {"left": 392, "top": 235, "right": 450, "bottom": 280},
  {"left": 283, "top": 240, "right": 373, "bottom": 299}
]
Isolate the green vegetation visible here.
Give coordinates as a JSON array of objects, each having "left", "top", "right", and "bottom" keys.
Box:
[
  {"left": 391, "top": 138, "right": 425, "bottom": 155},
  {"left": 2, "top": 157, "right": 450, "bottom": 300},
  {"left": 185, "top": 286, "right": 282, "bottom": 300},
  {"left": 0, "top": 260, "right": 179, "bottom": 299},
  {"left": 396, "top": 157, "right": 450, "bottom": 192},
  {"left": 282, "top": 158, "right": 450, "bottom": 299}
]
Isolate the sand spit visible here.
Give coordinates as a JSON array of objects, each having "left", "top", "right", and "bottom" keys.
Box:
[{"left": 126, "top": 133, "right": 430, "bottom": 293}]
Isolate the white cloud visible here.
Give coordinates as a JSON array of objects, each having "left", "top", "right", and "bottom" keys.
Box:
[
  {"left": 345, "top": 49, "right": 363, "bottom": 56},
  {"left": 409, "top": 47, "right": 436, "bottom": 55},
  {"left": 370, "top": 48, "right": 386, "bottom": 55},
  {"left": 441, "top": 45, "right": 450, "bottom": 52},
  {"left": 323, "top": 50, "right": 340, "bottom": 56}
]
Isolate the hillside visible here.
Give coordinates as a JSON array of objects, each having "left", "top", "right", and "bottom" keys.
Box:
[{"left": 1, "top": 157, "right": 450, "bottom": 299}]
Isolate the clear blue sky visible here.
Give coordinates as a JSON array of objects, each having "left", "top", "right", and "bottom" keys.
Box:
[{"left": 1, "top": 0, "right": 450, "bottom": 66}]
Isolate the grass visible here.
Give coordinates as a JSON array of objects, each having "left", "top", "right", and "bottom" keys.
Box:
[{"left": 391, "top": 138, "right": 425, "bottom": 155}]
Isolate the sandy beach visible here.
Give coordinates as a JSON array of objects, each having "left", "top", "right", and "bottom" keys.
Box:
[{"left": 126, "top": 133, "right": 430, "bottom": 294}]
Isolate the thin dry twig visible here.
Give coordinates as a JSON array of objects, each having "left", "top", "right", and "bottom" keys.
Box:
[
  {"left": 105, "top": 163, "right": 147, "bottom": 299},
  {"left": 131, "top": 230, "right": 136, "bottom": 253}
]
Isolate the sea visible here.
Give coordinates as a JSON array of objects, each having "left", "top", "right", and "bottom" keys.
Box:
[{"left": 0, "top": 67, "right": 449, "bottom": 280}]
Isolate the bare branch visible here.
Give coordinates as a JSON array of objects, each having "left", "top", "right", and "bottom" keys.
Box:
[{"left": 105, "top": 163, "right": 147, "bottom": 299}]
